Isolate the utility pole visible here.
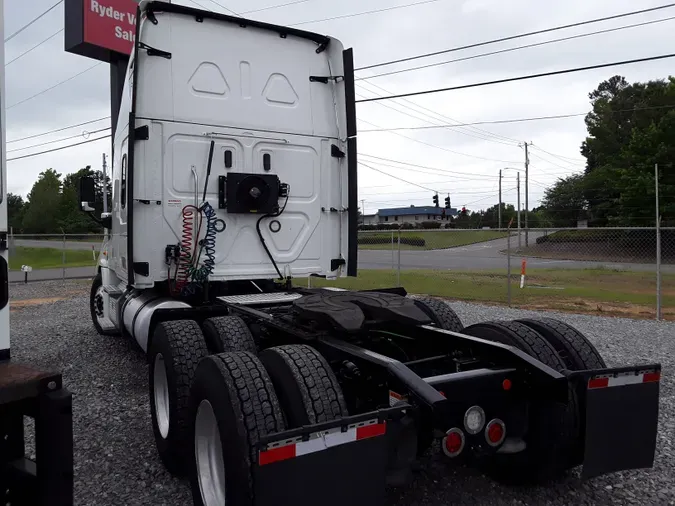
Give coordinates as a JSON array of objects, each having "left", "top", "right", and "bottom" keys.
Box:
[
  {"left": 498, "top": 170, "right": 502, "bottom": 229},
  {"left": 361, "top": 199, "right": 365, "bottom": 225},
  {"left": 102, "top": 153, "right": 109, "bottom": 214},
  {"left": 523, "top": 142, "right": 530, "bottom": 246},
  {"left": 517, "top": 172, "right": 521, "bottom": 249},
  {"left": 655, "top": 163, "right": 661, "bottom": 320}
]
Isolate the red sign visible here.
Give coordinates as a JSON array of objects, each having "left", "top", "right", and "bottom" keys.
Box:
[{"left": 83, "top": 0, "right": 137, "bottom": 55}]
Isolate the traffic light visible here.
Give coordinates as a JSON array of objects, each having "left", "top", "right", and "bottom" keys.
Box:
[
  {"left": 461, "top": 207, "right": 467, "bottom": 217},
  {"left": 444, "top": 196, "right": 450, "bottom": 208},
  {"left": 432, "top": 194, "right": 439, "bottom": 207}
]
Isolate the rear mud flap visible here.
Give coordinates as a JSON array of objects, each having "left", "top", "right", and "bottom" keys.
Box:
[
  {"left": 253, "top": 407, "right": 407, "bottom": 506},
  {"left": 576, "top": 365, "right": 660, "bottom": 479}
]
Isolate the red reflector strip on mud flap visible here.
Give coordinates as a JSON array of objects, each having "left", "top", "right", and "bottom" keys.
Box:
[
  {"left": 588, "top": 369, "right": 660, "bottom": 389},
  {"left": 259, "top": 419, "right": 386, "bottom": 466}
]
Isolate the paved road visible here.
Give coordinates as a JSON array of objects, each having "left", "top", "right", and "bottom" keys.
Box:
[
  {"left": 9, "top": 266, "right": 97, "bottom": 283},
  {"left": 359, "top": 233, "right": 675, "bottom": 273},
  {"left": 14, "top": 239, "right": 102, "bottom": 250},
  {"left": 11, "top": 234, "right": 673, "bottom": 282}
]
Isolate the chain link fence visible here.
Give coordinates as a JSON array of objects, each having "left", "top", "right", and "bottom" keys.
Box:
[
  {"left": 9, "top": 228, "right": 673, "bottom": 320},
  {"left": 331, "top": 227, "right": 672, "bottom": 321},
  {"left": 7, "top": 233, "right": 105, "bottom": 283}
]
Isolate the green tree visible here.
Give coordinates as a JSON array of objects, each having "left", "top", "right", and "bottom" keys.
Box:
[
  {"left": 7, "top": 193, "right": 25, "bottom": 231},
  {"left": 539, "top": 174, "right": 587, "bottom": 227},
  {"left": 22, "top": 169, "right": 62, "bottom": 234},
  {"left": 580, "top": 75, "right": 675, "bottom": 225}
]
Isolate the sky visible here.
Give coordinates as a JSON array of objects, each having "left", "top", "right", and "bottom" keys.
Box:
[{"left": 3, "top": 0, "right": 675, "bottom": 215}]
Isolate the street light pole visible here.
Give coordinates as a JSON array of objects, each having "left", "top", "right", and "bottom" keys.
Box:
[
  {"left": 498, "top": 170, "right": 502, "bottom": 229},
  {"left": 517, "top": 172, "right": 521, "bottom": 249}
]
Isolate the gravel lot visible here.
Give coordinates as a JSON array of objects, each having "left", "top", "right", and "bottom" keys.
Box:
[{"left": 9, "top": 281, "right": 675, "bottom": 505}]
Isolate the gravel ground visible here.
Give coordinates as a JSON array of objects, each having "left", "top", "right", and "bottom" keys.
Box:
[{"left": 8, "top": 281, "right": 675, "bottom": 505}]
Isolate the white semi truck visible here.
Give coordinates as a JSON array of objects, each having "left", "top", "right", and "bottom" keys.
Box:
[
  {"left": 78, "top": 2, "right": 661, "bottom": 506},
  {"left": 0, "top": 0, "right": 74, "bottom": 504}
]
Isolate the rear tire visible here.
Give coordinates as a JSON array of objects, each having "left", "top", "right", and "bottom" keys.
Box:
[
  {"left": 89, "top": 272, "right": 116, "bottom": 336},
  {"left": 189, "top": 352, "right": 285, "bottom": 506},
  {"left": 516, "top": 318, "right": 606, "bottom": 370},
  {"left": 259, "top": 344, "right": 348, "bottom": 427},
  {"left": 463, "top": 321, "right": 579, "bottom": 484},
  {"left": 413, "top": 297, "right": 463, "bottom": 332},
  {"left": 149, "top": 320, "right": 208, "bottom": 475},
  {"left": 202, "top": 315, "right": 257, "bottom": 355}
]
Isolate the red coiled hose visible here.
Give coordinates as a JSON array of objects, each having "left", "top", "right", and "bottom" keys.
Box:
[{"left": 174, "top": 205, "right": 201, "bottom": 293}]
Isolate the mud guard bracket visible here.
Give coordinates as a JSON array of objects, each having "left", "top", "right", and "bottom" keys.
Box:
[{"left": 573, "top": 365, "right": 660, "bottom": 479}]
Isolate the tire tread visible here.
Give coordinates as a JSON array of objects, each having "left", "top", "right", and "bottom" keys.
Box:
[
  {"left": 262, "top": 345, "right": 347, "bottom": 425},
  {"left": 203, "top": 316, "right": 257, "bottom": 354},
  {"left": 413, "top": 297, "right": 463, "bottom": 332}
]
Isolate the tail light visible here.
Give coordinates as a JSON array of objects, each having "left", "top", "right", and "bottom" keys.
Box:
[
  {"left": 485, "top": 419, "right": 506, "bottom": 447},
  {"left": 442, "top": 428, "right": 465, "bottom": 458},
  {"left": 463, "top": 405, "right": 486, "bottom": 435}
]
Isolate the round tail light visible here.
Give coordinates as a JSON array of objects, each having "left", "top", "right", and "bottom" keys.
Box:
[
  {"left": 442, "top": 428, "right": 465, "bottom": 457},
  {"left": 485, "top": 419, "right": 506, "bottom": 447},
  {"left": 464, "top": 405, "right": 486, "bottom": 435}
]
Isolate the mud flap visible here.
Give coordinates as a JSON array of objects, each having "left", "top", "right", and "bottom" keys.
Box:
[
  {"left": 576, "top": 365, "right": 660, "bottom": 479},
  {"left": 252, "top": 407, "right": 407, "bottom": 506}
]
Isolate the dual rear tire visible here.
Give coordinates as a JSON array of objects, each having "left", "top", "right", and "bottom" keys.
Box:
[
  {"left": 464, "top": 317, "right": 603, "bottom": 484},
  {"left": 146, "top": 314, "right": 347, "bottom": 505}
]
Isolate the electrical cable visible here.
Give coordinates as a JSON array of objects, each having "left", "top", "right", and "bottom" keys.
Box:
[
  {"left": 7, "top": 62, "right": 103, "bottom": 110},
  {"left": 241, "top": 0, "right": 311, "bottom": 14},
  {"left": 357, "top": 104, "right": 675, "bottom": 131},
  {"left": 355, "top": 3, "right": 675, "bottom": 71},
  {"left": 289, "top": 0, "right": 445, "bottom": 26},
  {"left": 356, "top": 81, "right": 518, "bottom": 146},
  {"left": 6, "top": 29, "right": 63, "bottom": 67},
  {"left": 356, "top": 53, "right": 675, "bottom": 104},
  {"left": 359, "top": 161, "right": 440, "bottom": 192},
  {"left": 7, "top": 127, "right": 110, "bottom": 153},
  {"left": 5, "top": 0, "right": 63, "bottom": 43},
  {"left": 257, "top": 192, "right": 290, "bottom": 280},
  {"left": 8, "top": 116, "right": 111, "bottom": 144},
  {"left": 7, "top": 134, "right": 110, "bottom": 162},
  {"left": 357, "top": 15, "right": 675, "bottom": 81},
  {"left": 358, "top": 116, "right": 521, "bottom": 165},
  {"left": 204, "top": 0, "right": 239, "bottom": 15}
]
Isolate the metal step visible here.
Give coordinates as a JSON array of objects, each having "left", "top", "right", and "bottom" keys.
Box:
[
  {"left": 217, "top": 292, "right": 302, "bottom": 305},
  {"left": 103, "top": 285, "right": 123, "bottom": 298}
]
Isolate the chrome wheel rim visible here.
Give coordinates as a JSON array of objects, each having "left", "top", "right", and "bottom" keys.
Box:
[
  {"left": 195, "top": 399, "right": 226, "bottom": 506},
  {"left": 93, "top": 285, "right": 106, "bottom": 323},
  {"left": 153, "top": 353, "right": 170, "bottom": 439}
]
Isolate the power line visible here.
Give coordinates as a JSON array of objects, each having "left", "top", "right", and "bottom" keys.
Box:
[
  {"left": 358, "top": 104, "right": 675, "bottom": 131},
  {"left": 6, "top": 29, "right": 63, "bottom": 67},
  {"left": 356, "top": 80, "right": 518, "bottom": 146},
  {"left": 530, "top": 144, "right": 585, "bottom": 163},
  {"left": 204, "top": 0, "right": 239, "bottom": 15},
  {"left": 7, "top": 127, "right": 110, "bottom": 153},
  {"left": 241, "top": 0, "right": 311, "bottom": 14},
  {"left": 358, "top": 117, "right": 521, "bottom": 165},
  {"left": 355, "top": 3, "right": 675, "bottom": 71},
  {"left": 8, "top": 117, "right": 110, "bottom": 144},
  {"left": 360, "top": 155, "right": 498, "bottom": 181},
  {"left": 357, "top": 15, "right": 675, "bottom": 81},
  {"left": 359, "top": 162, "right": 440, "bottom": 192},
  {"left": 5, "top": 0, "right": 63, "bottom": 43},
  {"left": 355, "top": 53, "right": 675, "bottom": 104},
  {"left": 361, "top": 153, "right": 499, "bottom": 179},
  {"left": 289, "top": 0, "right": 445, "bottom": 26},
  {"left": 7, "top": 134, "right": 111, "bottom": 162},
  {"left": 7, "top": 62, "right": 103, "bottom": 110}
]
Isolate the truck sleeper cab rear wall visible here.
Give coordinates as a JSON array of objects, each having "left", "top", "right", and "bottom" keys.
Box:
[{"left": 111, "top": 1, "right": 356, "bottom": 289}]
